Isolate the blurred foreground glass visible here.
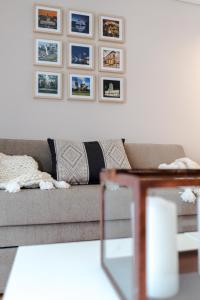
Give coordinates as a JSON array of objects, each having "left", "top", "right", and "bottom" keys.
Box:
[{"left": 100, "top": 169, "right": 200, "bottom": 300}]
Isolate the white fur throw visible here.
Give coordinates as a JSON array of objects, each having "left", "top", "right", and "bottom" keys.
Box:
[
  {"left": 159, "top": 157, "right": 200, "bottom": 203},
  {"left": 0, "top": 153, "right": 70, "bottom": 193}
]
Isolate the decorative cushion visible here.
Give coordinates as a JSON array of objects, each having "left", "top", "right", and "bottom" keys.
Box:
[{"left": 47, "top": 139, "right": 131, "bottom": 185}]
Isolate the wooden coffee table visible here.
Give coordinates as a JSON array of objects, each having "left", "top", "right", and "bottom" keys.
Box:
[{"left": 4, "top": 233, "right": 199, "bottom": 300}]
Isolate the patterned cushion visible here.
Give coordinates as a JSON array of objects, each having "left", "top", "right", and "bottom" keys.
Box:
[{"left": 47, "top": 139, "right": 131, "bottom": 185}]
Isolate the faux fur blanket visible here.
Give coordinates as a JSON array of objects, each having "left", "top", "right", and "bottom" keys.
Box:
[
  {"left": 159, "top": 157, "right": 200, "bottom": 203},
  {"left": 0, "top": 153, "right": 70, "bottom": 193}
]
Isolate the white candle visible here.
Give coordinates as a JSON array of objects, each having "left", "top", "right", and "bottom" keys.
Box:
[{"left": 146, "top": 196, "right": 179, "bottom": 299}]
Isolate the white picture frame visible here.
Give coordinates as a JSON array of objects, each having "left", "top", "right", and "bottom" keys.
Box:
[
  {"left": 68, "top": 73, "right": 95, "bottom": 101},
  {"left": 34, "top": 38, "right": 63, "bottom": 67},
  {"left": 34, "top": 4, "right": 63, "bottom": 35},
  {"left": 99, "top": 46, "right": 124, "bottom": 73},
  {"left": 99, "top": 15, "right": 125, "bottom": 43},
  {"left": 34, "top": 70, "right": 63, "bottom": 99},
  {"left": 99, "top": 76, "right": 125, "bottom": 103},
  {"left": 68, "top": 41, "right": 94, "bottom": 70},
  {"left": 67, "top": 10, "right": 94, "bottom": 39}
]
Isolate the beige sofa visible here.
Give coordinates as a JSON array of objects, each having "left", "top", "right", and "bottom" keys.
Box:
[{"left": 0, "top": 139, "right": 197, "bottom": 292}]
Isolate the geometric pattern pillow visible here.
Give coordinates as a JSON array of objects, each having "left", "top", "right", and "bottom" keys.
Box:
[{"left": 47, "top": 138, "right": 131, "bottom": 185}]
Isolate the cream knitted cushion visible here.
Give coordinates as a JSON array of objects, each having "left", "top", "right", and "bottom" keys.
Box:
[{"left": 0, "top": 153, "right": 69, "bottom": 193}]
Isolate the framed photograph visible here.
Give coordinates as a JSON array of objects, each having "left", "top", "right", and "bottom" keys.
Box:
[
  {"left": 99, "top": 46, "right": 124, "bottom": 73},
  {"left": 99, "top": 76, "right": 125, "bottom": 103},
  {"left": 68, "top": 42, "right": 94, "bottom": 70},
  {"left": 34, "top": 71, "right": 63, "bottom": 99},
  {"left": 34, "top": 38, "right": 63, "bottom": 67},
  {"left": 34, "top": 4, "right": 62, "bottom": 34},
  {"left": 67, "top": 10, "right": 94, "bottom": 39},
  {"left": 68, "top": 73, "right": 95, "bottom": 101},
  {"left": 99, "top": 15, "right": 124, "bottom": 43}
]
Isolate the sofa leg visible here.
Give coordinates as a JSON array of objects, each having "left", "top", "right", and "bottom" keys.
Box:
[{"left": 0, "top": 248, "right": 17, "bottom": 293}]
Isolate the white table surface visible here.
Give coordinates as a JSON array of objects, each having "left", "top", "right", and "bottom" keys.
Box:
[
  {"left": 4, "top": 233, "right": 200, "bottom": 300},
  {"left": 4, "top": 241, "right": 119, "bottom": 300}
]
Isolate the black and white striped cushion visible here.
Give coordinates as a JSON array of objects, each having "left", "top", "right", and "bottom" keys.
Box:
[{"left": 47, "top": 138, "right": 131, "bottom": 185}]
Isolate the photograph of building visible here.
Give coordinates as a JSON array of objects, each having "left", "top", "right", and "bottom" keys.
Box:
[
  {"left": 38, "top": 41, "right": 58, "bottom": 62},
  {"left": 103, "top": 19, "right": 120, "bottom": 38},
  {"left": 103, "top": 49, "right": 120, "bottom": 68},
  {"left": 38, "top": 74, "right": 58, "bottom": 94},
  {"left": 103, "top": 79, "right": 120, "bottom": 98},
  {"left": 71, "top": 45, "right": 90, "bottom": 65},
  {"left": 38, "top": 9, "right": 57, "bottom": 30},
  {"left": 72, "top": 76, "right": 91, "bottom": 96},
  {"left": 71, "top": 13, "right": 90, "bottom": 34}
]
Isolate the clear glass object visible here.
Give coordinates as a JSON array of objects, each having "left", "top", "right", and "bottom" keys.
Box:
[
  {"left": 101, "top": 170, "right": 200, "bottom": 300},
  {"left": 103, "top": 183, "right": 134, "bottom": 300}
]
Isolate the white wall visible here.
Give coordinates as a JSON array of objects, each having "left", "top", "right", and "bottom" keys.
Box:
[{"left": 1, "top": 0, "right": 200, "bottom": 161}]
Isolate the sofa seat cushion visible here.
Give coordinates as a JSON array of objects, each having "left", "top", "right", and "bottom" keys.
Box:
[
  {"left": 0, "top": 184, "right": 196, "bottom": 227},
  {"left": 0, "top": 185, "right": 133, "bottom": 226},
  {"left": 0, "top": 186, "right": 97, "bottom": 226}
]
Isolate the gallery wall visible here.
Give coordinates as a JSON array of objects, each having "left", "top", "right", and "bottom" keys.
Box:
[{"left": 1, "top": 0, "right": 200, "bottom": 161}]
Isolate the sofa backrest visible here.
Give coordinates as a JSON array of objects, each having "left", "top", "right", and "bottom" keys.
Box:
[
  {"left": 0, "top": 139, "right": 52, "bottom": 174},
  {"left": 124, "top": 143, "right": 185, "bottom": 169},
  {"left": 0, "top": 139, "right": 185, "bottom": 174}
]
